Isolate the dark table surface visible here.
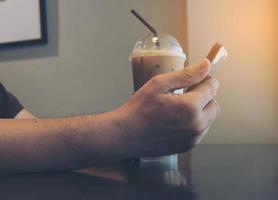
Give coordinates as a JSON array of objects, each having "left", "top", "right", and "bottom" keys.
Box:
[{"left": 0, "top": 145, "right": 277, "bottom": 200}]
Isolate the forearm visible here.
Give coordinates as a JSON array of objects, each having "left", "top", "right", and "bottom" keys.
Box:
[{"left": 0, "top": 110, "right": 129, "bottom": 173}]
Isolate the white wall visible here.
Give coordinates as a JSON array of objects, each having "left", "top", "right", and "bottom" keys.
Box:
[
  {"left": 187, "top": 0, "right": 278, "bottom": 143},
  {"left": 0, "top": 0, "right": 187, "bottom": 117}
]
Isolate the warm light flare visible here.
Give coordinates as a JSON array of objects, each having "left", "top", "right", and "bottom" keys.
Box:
[{"left": 188, "top": 0, "right": 278, "bottom": 143}]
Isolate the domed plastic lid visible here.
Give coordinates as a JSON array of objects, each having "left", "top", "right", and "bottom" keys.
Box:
[{"left": 131, "top": 34, "right": 186, "bottom": 58}]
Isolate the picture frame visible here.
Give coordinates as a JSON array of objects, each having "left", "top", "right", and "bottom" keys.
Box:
[{"left": 0, "top": 0, "right": 47, "bottom": 48}]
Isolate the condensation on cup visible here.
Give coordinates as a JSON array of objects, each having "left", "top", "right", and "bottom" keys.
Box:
[{"left": 129, "top": 33, "right": 187, "bottom": 171}]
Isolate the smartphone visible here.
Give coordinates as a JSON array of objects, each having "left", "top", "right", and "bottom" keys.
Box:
[{"left": 206, "top": 43, "right": 228, "bottom": 76}]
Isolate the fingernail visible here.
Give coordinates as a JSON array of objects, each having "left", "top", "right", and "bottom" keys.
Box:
[{"left": 199, "top": 59, "right": 210, "bottom": 71}]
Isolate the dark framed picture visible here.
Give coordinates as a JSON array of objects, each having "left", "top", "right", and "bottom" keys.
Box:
[{"left": 0, "top": 0, "right": 47, "bottom": 48}]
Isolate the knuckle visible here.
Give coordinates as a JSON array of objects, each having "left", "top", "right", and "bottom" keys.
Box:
[
  {"left": 163, "top": 99, "right": 189, "bottom": 127},
  {"left": 190, "top": 119, "right": 207, "bottom": 135},
  {"left": 206, "top": 116, "right": 214, "bottom": 127},
  {"left": 149, "top": 75, "right": 164, "bottom": 87},
  {"left": 184, "top": 100, "right": 199, "bottom": 117},
  {"left": 206, "top": 79, "right": 218, "bottom": 95},
  {"left": 167, "top": 100, "right": 184, "bottom": 121},
  {"left": 181, "top": 67, "right": 195, "bottom": 79},
  {"left": 211, "top": 100, "right": 221, "bottom": 119},
  {"left": 192, "top": 125, "right": 206, "bottom": 135},
  {"left": 205, "top": 83, "right": 214, "bottom": 96}
]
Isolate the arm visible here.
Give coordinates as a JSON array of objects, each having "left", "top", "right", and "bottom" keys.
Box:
[
  {"left": 0, "top": 111, "right": 129, "bottom": 173},
  {"left": 0, "top": 59, "right": 219, "bottom": 173}
]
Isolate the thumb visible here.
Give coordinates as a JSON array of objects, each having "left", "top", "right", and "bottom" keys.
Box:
[{"left": 159, "top": 58, "right": 211, "bottom": 92}]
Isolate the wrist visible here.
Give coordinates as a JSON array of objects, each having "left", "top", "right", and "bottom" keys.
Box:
[
  {"left": 111, "top": 103, "right": 148, "bottom": 158},
  {"left": 60, "top": 110, "right": 136, "bottom": 166},
  {"left": 93, "top": 107, "right": 138, "bottom": 160}
]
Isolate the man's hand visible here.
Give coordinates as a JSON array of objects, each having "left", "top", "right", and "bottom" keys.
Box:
[
  {"left": 118, "top": 59, "right": 220, "bottom": 157},
  {"left": 0, "top": 59, "right": 219, "bottom": 173}
]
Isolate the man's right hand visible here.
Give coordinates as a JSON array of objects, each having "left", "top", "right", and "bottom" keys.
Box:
[
  {"left": 118, "top": 59, "right": 220, "bottom": 157},
  {"left": 0, "top": 59, "right": 219, "bottom": 173}
]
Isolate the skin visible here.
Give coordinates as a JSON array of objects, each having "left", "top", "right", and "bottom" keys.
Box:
[
  {"left": 0, "top": 59, "right": 220, "bottom": 173},
  {"left": 15, "top": 109, "right": 36, "bottom": 119}
]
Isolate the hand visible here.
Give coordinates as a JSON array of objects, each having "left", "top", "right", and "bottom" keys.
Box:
[{"left": 118, "top": 59, "right": 220, "bottom": 157}]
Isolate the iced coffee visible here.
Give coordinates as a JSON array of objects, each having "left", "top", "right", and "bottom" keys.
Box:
[{"left": 130, "top": 34, "right": 187, "bottom": 170}]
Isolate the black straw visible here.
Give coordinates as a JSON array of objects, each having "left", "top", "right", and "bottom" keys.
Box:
[{"left": 131, "top": 9, "right": 160, "bottom": 46}]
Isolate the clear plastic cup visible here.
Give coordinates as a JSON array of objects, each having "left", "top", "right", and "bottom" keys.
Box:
[{"left": 129, "top": 34, "right": 187, "bottom": 171}]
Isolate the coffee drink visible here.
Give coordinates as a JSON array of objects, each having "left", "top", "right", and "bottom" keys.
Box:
[
  {"left": 130, "top": 34, "right": 187, "bottom": 171},
  {"left": 131, "top": 49, "right": 186, "bottom": 91}
]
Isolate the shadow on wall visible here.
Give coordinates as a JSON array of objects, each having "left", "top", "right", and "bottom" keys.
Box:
[{"left": 0, "top": 0, "right": 59, "bottom": 62}]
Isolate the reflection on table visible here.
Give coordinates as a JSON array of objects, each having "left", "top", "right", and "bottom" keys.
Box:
[{"left": 0, "top": 145, "right": 277, "bottom": 200}]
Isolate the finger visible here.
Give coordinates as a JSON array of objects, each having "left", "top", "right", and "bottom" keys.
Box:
[
  {"left": 185, "top": 78, "right": 219, "bottom": 109},
  {"left": 187, "top": 75, "right": 211, "bottom": 92},
  {"left": 152, "top": 59, "right": 211, "bottom": 93},
  {"left": 194, "top": 126, "right": 210, "bottom": 145},
  {"left": 202, "top": 99, "right": 220, "bottom": 126},
  {"left": 193, "top": 100, "right": 220, "bottom": 144}
]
